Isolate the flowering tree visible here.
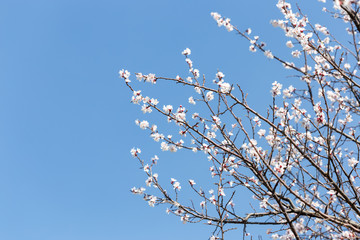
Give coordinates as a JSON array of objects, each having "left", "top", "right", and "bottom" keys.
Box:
[{"left": 121, "top": 0, "right": 360, "bottom": 239}]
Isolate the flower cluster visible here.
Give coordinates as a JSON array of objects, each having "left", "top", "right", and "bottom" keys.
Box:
[
  {"left": 119, "top": 69, "right": 130, "bottom": 82},
  {"left": 210, "top": 12, "right": 233, "bottom": 32},
  {"left": 170, "top": 178, "right": 181, "bottom": 190}
]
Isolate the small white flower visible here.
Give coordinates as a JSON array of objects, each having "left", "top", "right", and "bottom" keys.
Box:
[
  {"left": 216, "top": 72, "right": 225, "bottom": 79},
  {"left": 327, "top": 190, "right": 336, "bottom": 195},
  {"left": 141, "top": 104, "right": 152, "bottom": 114},
  {"left": 224, "top": 18, "right": 233, "bottom": 32},
  {"left": 211, "top": 12, "right": 221, "bottom": 21},
  {"left": 206, "top": 91, "right": 214, "bottom": 101},
  {"left": 193, "top": 69, "right": 200, "bottom": 78},
  {"left": 185, "top": 58, "right": 193, "bottom": 68},
  {"left": 171, "top": 178, "right": 181, "bottom": 190},
  {"left": 182, "top": 48, "right": 191, "bottom": 56},
  {"left": 219, "top": 82, "right": 231, "bottom": 93},
  {"left": 258, "top": 129, "right": 266, "bottom": 137},
  {"left": 212, "top": 116, "right": 221, "bottom": 125},
  {"left": 194, "top": 86, "right": 201, "bottom": 94},
  {"left": 219, "top": 187, "right": 225, "bottom": 196},
  {"left": 264, "top": 50, "right": 274, "bottom": 59},
  {"left": 139, "top": 120, "right": 149, "bottom": 129},
  {"left": 130, "top": 187, "right": 145, "bottom": 195},
  {"left": 291, "top": 50, "right": 301, "bottom": 58},
  {"left": 135, "top": 72, "right": 143, "bottom": 81},
  {"left": 119, "top": 69, "right": 131, "bottom": 82},
  {"left": 144, "top": 73, "right": 156, "bottom": 84},
  {"left": 188, "top": 96, "right": 196, "bottom": 105},
  {"left": 143, "top": 164, "right": 150, "bottom": 173},
  {"left": 169, "top": 145, "right": 178, "bottom": 152},
  {"left": 163, "top": 105, "right": 173, "bottom": 114},
  {"left": 161, "top": 142, "right": 169, "bottom": 151},
  {"left": 270, "top": 81, "right": 283, "bottom": 97},
  {"left": 286, "top": 40, "right": 294, "bottom": 48},
  {"left": 348, "top": 157, "right": 359, "bottom": 168},
  {"left": 130, "top": 148, "right": 141, "bottom": 157}
]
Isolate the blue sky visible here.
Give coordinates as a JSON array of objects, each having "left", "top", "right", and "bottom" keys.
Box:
[{"left": 0, "top": 0, "right": 337, "bottom": 239}]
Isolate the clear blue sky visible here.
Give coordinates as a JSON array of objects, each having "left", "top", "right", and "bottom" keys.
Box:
[{"left": 0, "top": 0, "right": 338, "bottom": 239}]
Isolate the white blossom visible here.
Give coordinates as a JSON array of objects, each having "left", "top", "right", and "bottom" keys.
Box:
[
  {"left": 188, "top": 96, "right": 196, "bottom": 105},
  {"left": 163, "top": 105, "right": 173, "bottom": 114},
  {"left": 119, "top": 69, "right": 131, "bottom": 82},
  {"left": 249, "top": 45, "right": 256, "bottom": 52},
  {"left": 182, "top": 48, "right": 191, "bottom": 56},
  {"left": 271, "top": 81, "right": 283, "bottom": 97},
  {"left": 130, "top": 187, "right": 145, "bottom": 195},
  {"left": 348, "top": 157, "right": 358, "bottom": 168},
  {"left": 218, "top": 82, "right": 231, "bottom": 93},
  {"left": 206, "top": 91, "right": 214, "bottom": 101},
  {"left": 258, "top": 129, "right": 266, "bottom": 137},
  {"left": 286, "top": 40, "right": 294, "bottom": 48},
  {"left": 130, "top": 148, "right": 141, "bottom": 157},
  {"left": 264, "top": 50, "right": 274, "bottom": 59},
  {"left": 139, "top": 120, "right": 149, "bottom": 129}
]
